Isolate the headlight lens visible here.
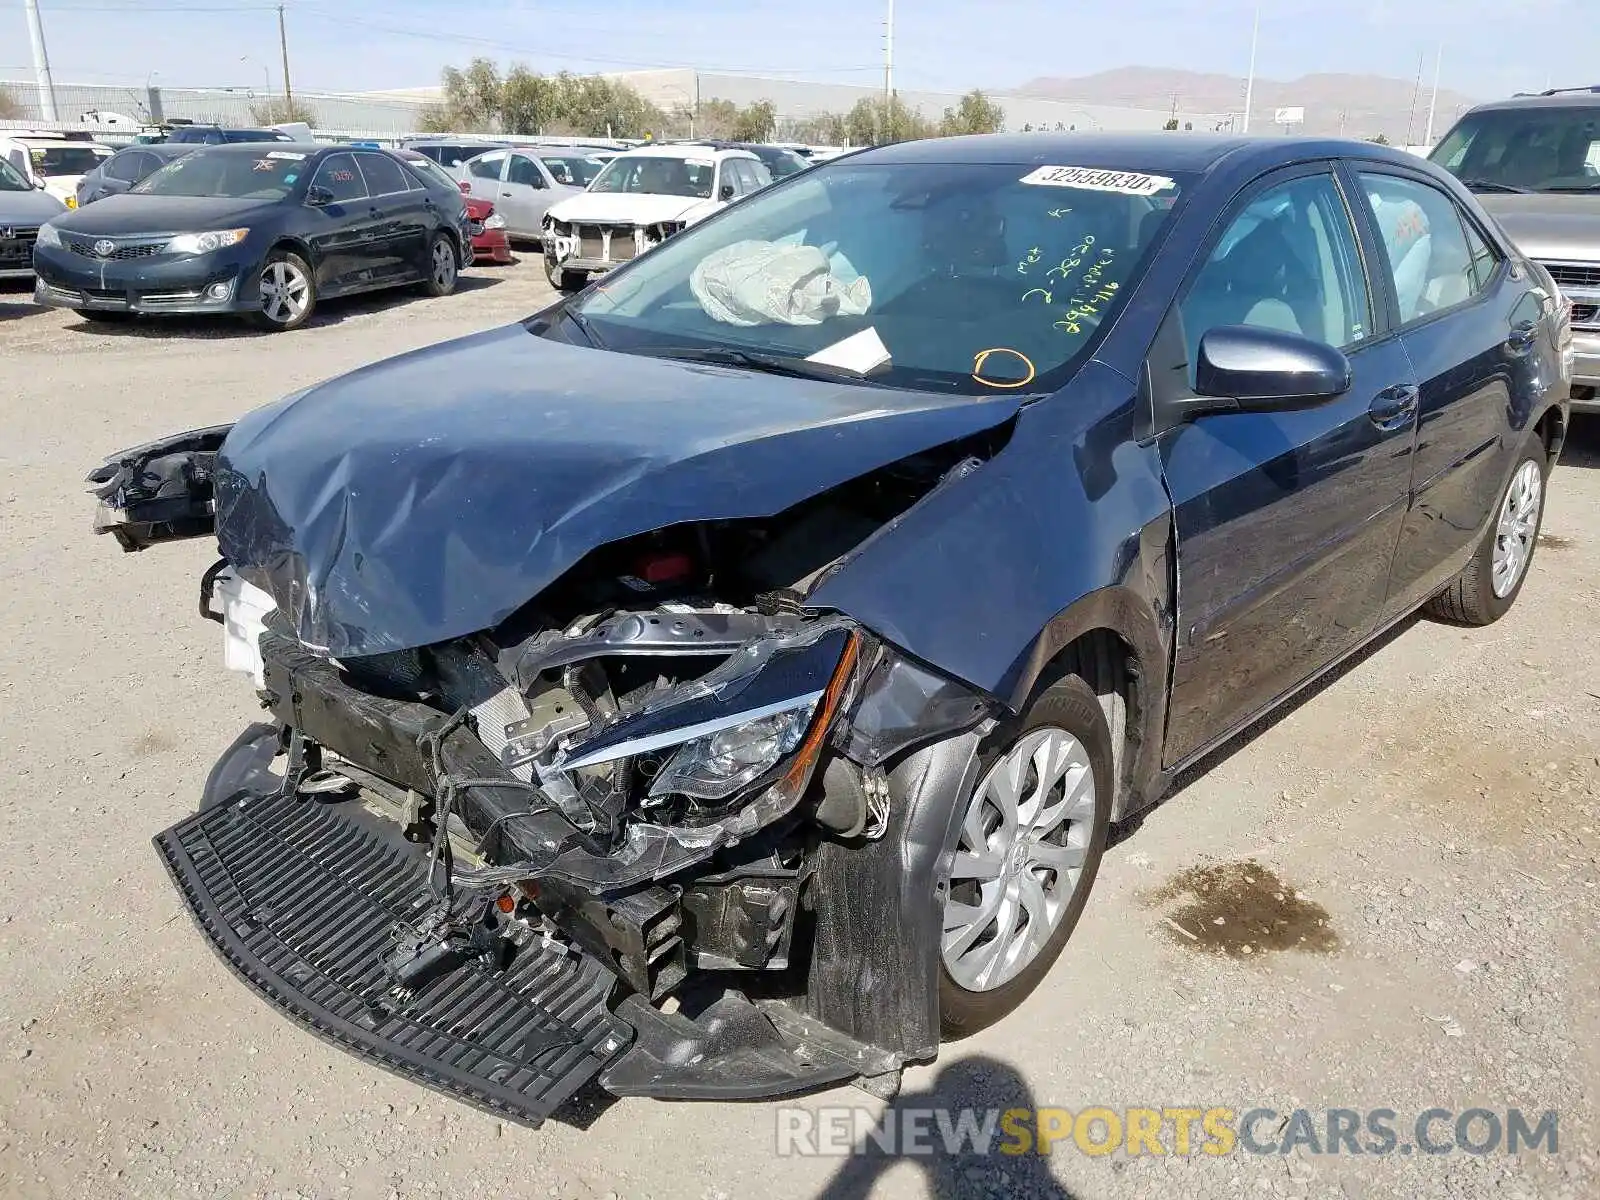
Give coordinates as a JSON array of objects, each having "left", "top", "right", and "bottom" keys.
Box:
[
  {"left": 166, "top": 228, "right": 249, "bottom": 255},
  {"left": 649, "top": 699, "right": 818, "bottom": 801},
  {"left": 36, "top": 222, "right": 61, "bottom": 249},
  {"left": 483, "top": 212, "right": 506, "bottom": 230}
]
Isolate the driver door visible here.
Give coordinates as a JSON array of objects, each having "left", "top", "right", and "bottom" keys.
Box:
[{"left": 1156, "top": 164, "right": 1420, "bottom": 764}]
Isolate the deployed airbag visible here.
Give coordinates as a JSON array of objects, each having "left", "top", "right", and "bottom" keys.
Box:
[{"left": 690, "top": 240, "right": 871, "bottom": 327}]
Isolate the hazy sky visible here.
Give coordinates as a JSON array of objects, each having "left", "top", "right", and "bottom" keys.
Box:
[{"left": 0, "top": 0, "right": 1586, "bottom": 101}]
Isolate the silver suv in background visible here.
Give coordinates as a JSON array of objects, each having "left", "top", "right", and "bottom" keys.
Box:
[{"left": 1430, "top": 88, "right": 1600, "bottom": 413}]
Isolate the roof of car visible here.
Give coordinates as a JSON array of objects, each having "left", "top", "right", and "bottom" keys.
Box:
[
  {"left": 853, "top": 132, "right": 1425, "bottom": 175},
  {"left": 613, "top": 143, "right": 760, "bottom": 162},
  {"left": 1464, "top": 89, "right": 1600, "bottom": 113}
]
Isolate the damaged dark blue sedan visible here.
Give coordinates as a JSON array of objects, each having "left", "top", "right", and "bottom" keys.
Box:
[{"left": 89, "top": 134, "right": 1572, "bottom": 1124}]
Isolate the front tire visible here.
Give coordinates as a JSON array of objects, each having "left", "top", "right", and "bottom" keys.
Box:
[
  {"left": 544, "top": 254, "right": 582, "bottom": 292},
  {"left": 246, "top": 250, "right": 316, "bottom": 332},
  {"left": 938, "top": 672, "right": 1113, "bottom": 1038},
  {"left": 419, "top": 233, "right": 459, "bottom": 297},
  {"left": 1425, "top": 433, "right": 1548, "bottom": 625}
]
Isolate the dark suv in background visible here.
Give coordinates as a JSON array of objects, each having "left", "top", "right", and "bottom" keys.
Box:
[{"left": 1430, "top": 87, "right": 1600, "bottom": 413}]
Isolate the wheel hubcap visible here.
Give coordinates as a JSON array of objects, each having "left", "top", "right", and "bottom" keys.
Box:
[
  {"left": 941, "top": 726, "right": 1096, "bottom": 992},
  {"left": 259, "top": 261, "right": 309, "bottom": 325},
  {"left": 1491, "top": 459, "right": 1542, "bottom": 598},
  {"left": 432, "top": 241, "right": 455, "bottom": 287}
]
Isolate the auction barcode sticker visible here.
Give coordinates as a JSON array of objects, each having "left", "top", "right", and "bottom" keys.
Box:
[{"left": 1020, "top": 165, "right": 1176, "bottom": 196}]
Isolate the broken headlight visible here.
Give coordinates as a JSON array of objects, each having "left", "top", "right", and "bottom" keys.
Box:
[{"left": 647, "top": 697, "right": 817, "bottom": 801}]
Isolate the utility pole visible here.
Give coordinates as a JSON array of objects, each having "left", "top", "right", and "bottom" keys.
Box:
[
  {"left": 884, "top": 0, "right": 894, "bottom": 104},
  {"left": 1241, "top": 2, "right": 1259, "bottom": 134},
  {"left": 24, "top": 0, "right": 59, "bottom": 121},
  {"left": 277, "top": 3, "right": 294, "bottom": 110},
  {"left": 1423, "top": 42, "right": 1442, "bottom": 146},
  {"left": 1404, "top": 51, "right": 1423, "bottom": 145}
]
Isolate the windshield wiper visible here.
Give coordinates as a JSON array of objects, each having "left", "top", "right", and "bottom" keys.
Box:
[
  {"left": 1543, "top": 181, "right": 1600, "bottom": 193},
  {"left": 640, "top": 345, "right": 880, "bottom": 383},
  {"left": 1457, "top": 179, "right": 1534, "bottom": 194},
  {"left": 562, "top": 303, "right": 607, "bottom": 349}
]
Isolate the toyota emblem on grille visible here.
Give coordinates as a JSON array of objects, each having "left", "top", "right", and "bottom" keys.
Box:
[{"left": 94, "top": 239, "right": 116, "bottom": 257}]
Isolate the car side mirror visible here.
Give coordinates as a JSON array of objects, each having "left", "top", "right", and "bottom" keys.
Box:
[
  {"left": 719, "top": 183, "right": 735, "bottom": 201},
  {"left": 1192, "top": 325, "right": 1352, "bottom": 414},
  {"left": 306, "top": 185, "right": 334, "bottom": 207},
  {"left": 34, "top": 177, "right": 48, "bottom": 190}
]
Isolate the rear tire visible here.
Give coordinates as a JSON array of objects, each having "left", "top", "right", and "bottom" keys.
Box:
[
  {"left": 1424, "top": 432, "right": 1548, "bottom": 626},
  {"left": 938, "top": 672, "right": 1113, "bottom": 1038},
  {"left": 418, "top": 233, "right": 459, "bottom": 297},
  {"left": 246, "top": 249, "right": 316, "bottom": 332}
]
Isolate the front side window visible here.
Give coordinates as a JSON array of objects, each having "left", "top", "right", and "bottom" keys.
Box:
[
  {"left": 1430, "top": 105, "right": 1600, "bottom": 193},
  {"left": 1358, "top": 172, "right": 1484, "bottom": 323},
  {"left": 310, "top": 152, "right": 368, "bottom": 203},
  {"left": 570, "top": 160, "right": 1187, "bottom": 394},
  {"left": 589, "top": 155, "right": 716, "bottom": 199},
  {"left": 1181, "top": 172, "right": 1371, "bottom": 369},
  {"left": 506, "top": 154, "right": 547, "bottom": 188},
  {"left": 467, "top": 151, "right": 506, "bottom": 181},
  {"left": 538, "top": 154, "right": 606, "bottom": 187},
  {"left": 134, "top": 148, "right": 309, "bottom": 199},
  {"left": 0, "top": 155, "right": 29, "bottom": 191}
]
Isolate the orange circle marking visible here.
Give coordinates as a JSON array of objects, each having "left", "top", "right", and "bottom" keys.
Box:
[{"left": 972, "top": 347, "right": 1036, "bottom": 389}]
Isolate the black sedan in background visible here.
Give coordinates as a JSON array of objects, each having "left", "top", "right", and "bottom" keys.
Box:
[
  {"left": 74, "top": 143, "right": 196, "bottom": 207},
  {"left": 34, "top": 144, "right": 470, "bottom": 331}
]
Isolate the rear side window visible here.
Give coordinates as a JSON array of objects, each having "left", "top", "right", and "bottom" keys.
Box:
[
  {"left": 468, "top": 152, "right": 505, "bottom": 180},
  {"left": 1181, "top": 172, "right": 1371, "bottom": 368},
  {"left": 312, "top": 152, "right": 368, "bottom": 203},
  {"left": 1357, "top": 172, "right": 1486, "bottom": 323},
  {"left": 355, "top": 153, "right": 411, "bottom": 196}
]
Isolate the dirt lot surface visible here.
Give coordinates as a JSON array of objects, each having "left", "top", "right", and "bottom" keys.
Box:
[{"left": 2, "top": 263, "right": 1598, "bottom": 1200}]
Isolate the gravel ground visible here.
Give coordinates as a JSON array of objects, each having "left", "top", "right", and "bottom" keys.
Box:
[{"left": 1, "top": 262, "right": 1598, "bottom": 1200}]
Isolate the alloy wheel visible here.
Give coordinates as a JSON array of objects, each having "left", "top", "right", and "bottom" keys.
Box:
[
  {"left": 431, "top": 240, "right": 456, "bottom": 290},
  {"left": 1491, "top": 459, "right": 1542, "bottom": 598},
  {"left": 941, "top": 726, "right": 1097, "bottom": 992},
  {"left": 259, "top": 260, "right": 310, "bottom": 326}
]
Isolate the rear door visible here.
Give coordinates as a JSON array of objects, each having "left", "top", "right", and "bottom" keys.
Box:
[
  {"left": 304, "top": 152, "right": 374, "bottom": 294},
  {"left": 354, "top": 152, "right": 430, "bottom": 283},
  {"left": 461, "top": 150, "right": 507, "bottom": 209},
  {"left": 1158, "top": 164, "right": 1420, "bottom": 764},
  {"left": 1345, "top": 165, "right": 1535, "bottom": 617}
]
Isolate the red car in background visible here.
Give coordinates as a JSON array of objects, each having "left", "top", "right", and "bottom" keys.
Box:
[
  {"left": 395, "top": 149, "right": 512, "bottom": 265},
  {"left": 463, "top": 195, "right": 513, "bottom": 265}
]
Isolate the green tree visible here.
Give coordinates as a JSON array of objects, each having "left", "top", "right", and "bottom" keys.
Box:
[
  {"left": 938, "top": 89, "right": 1005, "bottom": 136},
  {"left": 418, "top": 59, "right": 664, "bottom": 138},
  {"left": 0, "top": 87, "right": 22, "bottom": 121},
  {"left": 249, "top": 97, "right": 318, "bottom": 126},
  {"left": 1163, "top": 117, "right": 1179, "bottom": 131},
  {"left": 730, "top": 99, "right": 776, "bottom": 143},
  {"left": 845, "top": 95, "right": 932, "bottom": 146},
  {"left": 1368, "top": 132, "right": 1391, "bottom": 145}
]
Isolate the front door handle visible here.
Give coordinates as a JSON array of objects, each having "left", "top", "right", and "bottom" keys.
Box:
[
  {"left": 500, "top": 191, "right": 513, "bottom": 198},
  {"left": 1369, "top": 384, "right": 1419, "bottom": 432}
]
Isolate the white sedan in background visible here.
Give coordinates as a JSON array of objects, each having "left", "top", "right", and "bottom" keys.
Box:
[
  {"left": 540, "top": 144, "right": 771, "bottom": 290},
  {"left": 457, "top": 145, "right": 613, "bottom": 241}
]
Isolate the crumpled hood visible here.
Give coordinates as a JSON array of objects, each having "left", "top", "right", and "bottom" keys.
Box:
[
  {"left": 1477, "top": 193, "right": 1600, "bottom": 264},
  {"left": 547, "top": 191, "right": 713, "bottom": 227},
  {"left": 214, "top": 323, "right": 1022, "bottom": 657}
]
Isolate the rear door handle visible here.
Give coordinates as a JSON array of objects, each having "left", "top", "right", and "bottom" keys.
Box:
[
  {"left": 1369, "top": 384, "right": 1419, "bottom": 431},
  {"left": 500, "top": 191, "right": 513, "bottom": 197},
  {"left": 1506, "top": 319, "right": 1538, "bottom": 354}
]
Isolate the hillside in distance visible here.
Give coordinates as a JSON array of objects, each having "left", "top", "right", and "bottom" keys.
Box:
[{"left": 1013, "top": 66, "right": 1485, "bottom": 141}]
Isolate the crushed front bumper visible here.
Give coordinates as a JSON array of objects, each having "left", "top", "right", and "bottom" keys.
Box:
[{"left": 157, "top": 743, "right": 632, "bottom": 1126}]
